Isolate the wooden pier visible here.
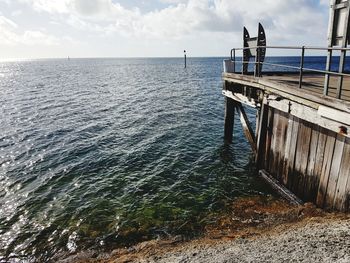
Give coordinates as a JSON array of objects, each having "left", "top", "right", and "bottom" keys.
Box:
[
  {"left": 223, "top": 72, "right": 350, "bottom": 211},
  {"left": 223, "top": 5, "right": 350, "bottom": 212}
]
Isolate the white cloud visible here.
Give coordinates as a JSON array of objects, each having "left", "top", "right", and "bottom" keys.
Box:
[
  {"left": 11, "top": 10, "right": 23, "bottom": 16},
  {"left": 22, "top": 30, "right": 59, "bottom": 45},
  {"left": 1, "top": 0, "right": 330, "bottom": 58},
  {"left": 159, "top": 0, "right": 189, "bottom": 4},
  {"left": 0, "top": 0, "right": 11, "bottom": 5},
  {"left": 0, "top": 15, "right": 60, "bottom": 46},
  {"left": 18, "top": 0, "right": 328, "bottom": 45},
  {"left": 0, "top": 16, "right": 18, "bottom": 28},
  {"left": 20, "top": 0, "right": 139, "bottom": 19},
  {"left": 19, "top": 0, "right": 71, "bottom": 13},
  {"left": 0, "top": 16, "right": 20, "bottom": 45}
]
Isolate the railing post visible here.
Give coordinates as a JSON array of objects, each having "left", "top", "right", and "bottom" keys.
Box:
[
  {"left": 233, "top": 49, "right": 236, "bottom": 73},
  {"left": 298, "top": 46, "right": 305, "bottom": 89},
  {"left": 229, "top": 49, "right": 236, "bottom": 73},
  {"left": 255, "top": 47, "right": 260, "bottom": 77},
  {"left": 258, "top": 46, "right": 261, "bottom": 77},
  {"left": 241, "top": 49, "right": 244, "bottom": 75},
  {"left": 337, "top": 48, "right": 347, "bottom": 99},
  {"left": 324, "top": 49, "right": 332, "bottom": 96}
]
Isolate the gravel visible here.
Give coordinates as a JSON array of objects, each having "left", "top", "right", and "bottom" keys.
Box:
[
  {"left": 136, "top": 218, "right": 350, "bottom": 263},
  {"left": 69, "top": 199, "right": 350, "bottom": 263}
]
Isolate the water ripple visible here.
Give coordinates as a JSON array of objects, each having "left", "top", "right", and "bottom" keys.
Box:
[{"left": 0, "top": 58, "right": 269, "bottom": 262}]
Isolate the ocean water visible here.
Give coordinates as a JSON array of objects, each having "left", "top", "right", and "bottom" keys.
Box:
[{"left": 0, "top": 56, "right": 336, "bottom": 262}]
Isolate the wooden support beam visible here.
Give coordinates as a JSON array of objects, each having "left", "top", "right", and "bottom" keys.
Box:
[
  {"left": 235, "top": 102, "right": 257, "bottom": 154},
  {"left": 256, "top": 101, "right": 269, "bottom": 168},
  {"left": 224, "top": 97, "right": 235, "bottom": 143},
  {"left": 222, "top": 90, "right": 258, "bottom": 108},
  {"left": 259, "top": 169, "right": 304, "bottom": 206},
  {"left": 318, "top": 105, "right": 350, "bottom": 126},
  {"left": 266, "top": 97, "right": 350, "bottom": 138}
]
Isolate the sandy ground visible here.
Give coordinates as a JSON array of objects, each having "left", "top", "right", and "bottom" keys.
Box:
[{"left": 67, "top": 197, "right": 350, "bottom": 263}]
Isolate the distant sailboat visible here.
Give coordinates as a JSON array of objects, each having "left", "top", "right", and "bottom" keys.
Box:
[{"left": 68, "top": 56, "right": 70, "bottom": 60}]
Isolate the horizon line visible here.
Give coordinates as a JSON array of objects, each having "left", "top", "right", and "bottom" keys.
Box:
[{"left": 0, "top": 54, "right": 345, "bottom": 62}]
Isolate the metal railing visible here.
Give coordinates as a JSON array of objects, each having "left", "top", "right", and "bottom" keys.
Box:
[{"left": 227, "top": 45, "right": 350, "bottom": 100}]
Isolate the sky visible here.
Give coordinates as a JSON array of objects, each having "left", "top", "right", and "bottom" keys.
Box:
[{"left": 0, "top": 0, "right": 330, "bottom": 59}]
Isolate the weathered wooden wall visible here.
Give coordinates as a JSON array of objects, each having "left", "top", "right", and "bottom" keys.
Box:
[
  {"left": 260, "top": 107, "right": 350, "bottom": 211},
  {"left": 223, "top": 74, "right": 350, "bottom": 212}
]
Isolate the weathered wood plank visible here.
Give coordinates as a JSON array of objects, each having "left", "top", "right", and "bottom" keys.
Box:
[
  {"left": 293, "top": 120, "right": 313, "bottom": 199},
  {"left": 316, "top": 130, "right": 337, "bottom": 208},
  {"left": 325, "top": 134, "right": 345, "bottom": 209},
  {"left": 222, "top": 90, "right": 258, "bottom": 108},
  {"left": 281, "top": 115, "right": 294, "bottom": 186},
  {"left": 275, "top": 111, "right": 289, "bottom": 182},
  {"left": 333, "top": 138, "right": 350, "bottom": 211},
  {"left": 313, "top": 128, "right": 328, "bottom": 177},
  {"left": 318, "top": 105, "right": 350, "bottom": 125},
  {"left": 269, "top": 108, "right": 281, "bottom": 176},
  {"left": 264, "top": 107, "right": 274, "bottom": 169},
  {"left": 265, "top": 97, "right": 350, "bottom": 138},
  {"left": 286, "top": 117, "right": 300, "bottom": 189},
  {"left": 304, "top": 125, "right": 320, "bottom": 202},
  {"left": 236, "top": 103, "right": 257, "bottom": 154}
]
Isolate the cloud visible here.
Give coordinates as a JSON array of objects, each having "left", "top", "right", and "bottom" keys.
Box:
[
  {"left": 0, "top": 15, "right": 60, "bottom": 46},
  {"left": 19, "top": 0, "right": 71, "bottom": 14},
  {"left": 158, "top": 0, "right": 189, "bottom": 4},
  {"left": 21, "top": 0, "right": 327, "bottom": 39},
  {"left": 20, "top": 0, "right": 138, "bottom": 19},
  {"left": 0, "top": 16, "right": 21, "bottom": 45},
  {"left": 0, "top": 16, "right": 18, "bottom": 28},
  {"left": 12, "top": 0, "right": 329, "bottom": 51},
  {"left": 11, "top": 10, "right": 23, "bottom": 16},
  {"left": 22, "top": 30, "right": 59, "bottom": 45}
]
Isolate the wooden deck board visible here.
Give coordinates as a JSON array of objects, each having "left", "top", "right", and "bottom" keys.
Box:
[{"left": 262, "top": 74, "right": 350, "bottom": 101}]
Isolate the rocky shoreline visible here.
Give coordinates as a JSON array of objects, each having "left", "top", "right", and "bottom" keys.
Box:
[{"left": 65, "top": 197, "right": 350, "bottom": 263}]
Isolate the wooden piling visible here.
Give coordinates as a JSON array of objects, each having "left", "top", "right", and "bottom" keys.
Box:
[{"left": 224, "top": 97, "right": 235, "bottom": 143}]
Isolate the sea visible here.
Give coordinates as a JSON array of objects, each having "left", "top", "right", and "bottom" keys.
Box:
[{"left": 0, "top": 56, "right": 346, "bottom": 262}]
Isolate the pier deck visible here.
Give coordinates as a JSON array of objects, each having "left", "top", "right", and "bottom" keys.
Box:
[
  {"left": 262, "top": 74, "right": 350, "bottom": 101},
  {"left": 224, "top": 72, "right": 350, "bottom": 101}
]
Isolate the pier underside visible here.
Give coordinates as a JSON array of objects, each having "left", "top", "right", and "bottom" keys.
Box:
[{"left": 223, "top": 73, "right": 350, "bottom": 212}]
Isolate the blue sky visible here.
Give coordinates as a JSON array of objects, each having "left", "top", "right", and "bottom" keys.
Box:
[{"left": 0, "top": 0, "right": 330, "bottom": 59}]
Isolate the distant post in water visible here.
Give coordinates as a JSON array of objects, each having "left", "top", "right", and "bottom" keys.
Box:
[{"left": 184, "top": 50, "right": 187, "bottom": 68}]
